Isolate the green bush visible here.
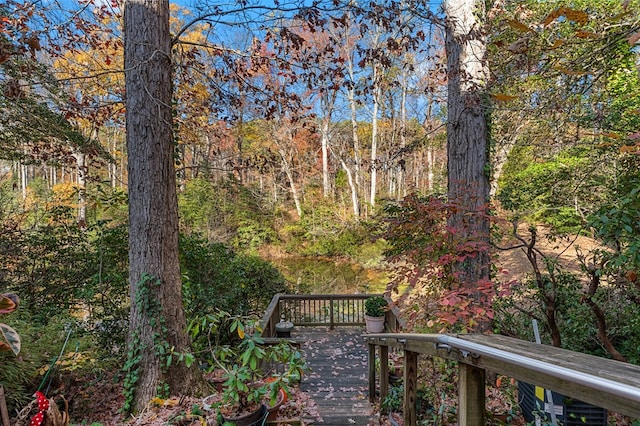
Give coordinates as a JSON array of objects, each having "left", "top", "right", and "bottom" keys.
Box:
[
  {"left": 178, "top": 177, "right": 278, "bottom": 250},
  {"left": 497, "top": 148, "right": 606, "bottom": 233},
  {"left": 365, "top": 296, "right": 387, "bottom": 317},
  {"left": 280, "top": 207, "right": 381, "bottom": 261},
  {"left": 180, "top": 234, "right": 288, "bottom": 319},
  {"left": 0, "top": 208, "right": 97, "bottom": 325}
]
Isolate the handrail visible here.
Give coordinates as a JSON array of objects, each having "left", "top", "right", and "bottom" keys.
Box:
[
  {"left": 366, "top": 332, "right": 640, "bottom": 426},
  {"left": 260, "top": 293, "right": 401, "bottom": 337}
]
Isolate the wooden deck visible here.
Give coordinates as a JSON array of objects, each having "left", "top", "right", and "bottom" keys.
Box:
[{"left": 296, "top": 326, "right": 379, "bottom": 425}]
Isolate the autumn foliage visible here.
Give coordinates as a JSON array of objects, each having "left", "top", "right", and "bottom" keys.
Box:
[{"left": 382, "top": 193, "right": 497, "bottom": 333}]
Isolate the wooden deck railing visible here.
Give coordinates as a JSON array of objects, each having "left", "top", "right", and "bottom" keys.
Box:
[
  {"left": 366, "top": 333, "right": 640, "bottom": 426},
  {"left": 260, "top": 293, "right": 400, "bottom": 337}
]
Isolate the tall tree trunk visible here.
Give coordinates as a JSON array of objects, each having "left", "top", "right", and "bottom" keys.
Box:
[
  {"left": 124, "top": 0, "right": 202, "bottom": 412},
  {"left": 278, "top": 146, "right": 303, "bottom": 219},
  {"left": 444, "top": 0, "right": 491, "bottom": 319},
  {"left": 74, "top": 150, "right": 87, "bottom": 227},
  {"left": 369, "top": 62, "right": 381, "bottom": 208},
  {"left": 319, "top": 90, "right": 337, "bottom": 198},
  {"left": 347, "top": 85, "right": 362, "bottom": 218},
  {"left": 397, "top": 65, "right": 408, "bottom": 199},
  {"left": 345, "top": 39, "right": 361, "bottom": 218},
  {"left": 20, "top": 162, "right": 27, "bottom": 199},
  {"left": 338, "top": 157, "right": 360, "bottom": 220}
]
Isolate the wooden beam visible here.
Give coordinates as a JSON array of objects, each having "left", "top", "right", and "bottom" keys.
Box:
[
  {"left": 380, "top": 345, "right": 389, "bottom": 412},
  {"left": 368, "top": 343, "right": 376, "bottom": 402},
  {"left": 403, "top": 350, "right": 418, "bottom": 426},
  {"left": 366, "top": 333, "right": 640, "bottom": 418},
  {"left": 0, "top": 385, "right": 10, "bottom": 426},
  {"left": 458, "top": 363, "right": 485, "bottom": 426}
]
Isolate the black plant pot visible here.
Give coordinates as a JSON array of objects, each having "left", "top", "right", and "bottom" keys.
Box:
[{"left": 222, "top": 403, "right": 268, "bottom": 426}]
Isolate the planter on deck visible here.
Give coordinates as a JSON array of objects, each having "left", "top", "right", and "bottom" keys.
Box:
[{"left": 365, "top": 315, "right": 385, "bottom": 333}]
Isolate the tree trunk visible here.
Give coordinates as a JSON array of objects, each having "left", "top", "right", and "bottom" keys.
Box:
[
  {"left": 74, "top": 150, "right": 87, "bottom": 227},
  {"left": 397, "top": 64, "right": 408, "bottom": 199},
  {"left": 277, "top": 145, "right": 303, "bottom": 219},
  {"left": 319, "top": 90, "right": 337, "bottom": 198},
  {"left": 344, "top": 7, "right": 362, "bottom": 218},
  {"left": 124, "top": 0, "right": 202, "bottom": 412},
  {"left": 444, "top": 0, "right": 491, "bottom": 320},
  {"left": 339, "top": 157, "right": 360, "bottom": 220},
  {"left": 369, "top": 63, "right": 381, "bottom": 208}
]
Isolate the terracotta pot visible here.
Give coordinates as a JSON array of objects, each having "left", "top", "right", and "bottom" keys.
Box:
[{"left": 266, "top": 388, "right": 287, "bottom": 421}]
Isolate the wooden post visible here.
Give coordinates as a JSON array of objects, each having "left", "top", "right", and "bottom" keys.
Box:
[
  {"left": 329, "top": 296, "right": 335, "bottom": 330},
  {"left": 403, "top": 350, "right": 418, "bottom": 426},
  {"left": 0, "top": 385, "right": 10, "bottom": 426},
  {"left": 380, "top": 345, "right": 389, "bottom": 412},
  {"left": 458, "top": 363, "right": 485, "bottom": 426},
  {"left": 368, "top": 343, "right": 376, "bottom": 402}
]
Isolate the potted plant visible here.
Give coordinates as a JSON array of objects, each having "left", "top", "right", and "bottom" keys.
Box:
[
  {"left": 364, "top": 295, "right": 387, "bottom": 333},
  {"left": 196, "top": 312, "right": 307, "bottom": 426},
  {"left": 388, "top": 352, "right": 404, "bottom": 384},
  {"left": 381, "top": 384, "right": 404, "bottom": 425}
]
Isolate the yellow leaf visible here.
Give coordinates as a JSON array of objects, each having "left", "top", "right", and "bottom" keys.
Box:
[
  {"left": 150, "top": 397, "right": 166, "bottom": 406},
  {"left": 589, "top": 131, "right": 621, "bottom": 139},
  {"left": 151, "top": 397, "right": 179, "bottom": 407},
  {"left": 620, "top": 144, "right": 640, "bottom": 154},
  {"left": 508, "top": 19, "right": 534, "bottom": 33},
  {"left": 550, "top": 39, "right": 565, "bottom": 49},
  {"left": 491, "top": 93, "right": 519, "bottom": 102},
  {"left": 601, "top": 132, "right": 621, "bottom": 139},
  {"left": 238, "top": 327, "right": 245, "bottom": 339},
  {"left": 555, "top": 65, "right": 589, "bottom": 76}
]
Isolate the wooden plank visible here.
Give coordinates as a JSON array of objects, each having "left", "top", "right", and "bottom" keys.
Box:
[
  {"left": 403, "top": 350, "right": 418, "bottom": 426},
  {"left": 279, "top": 294, "right": 375, "bottom": 301},
  {"left": 0, "top": 385, "right": 10, "bottom": 426},
  {"left": 368, "top": 342, "right": 376, "bottom": 402},
  {"left": 299, "top": 327, "right": 377, "bottom": 425},
  {"left": 458, "top": 363, "right": 485, "bottom": 426},
  {"left": 380, "top": 344, "right": 389, "bottom": 411},
  {"left": 460, "top": 334, "right": 640, "bottom": 384},
  {"left": 366, "top": 333, "right": 640, "bottom": 419}
]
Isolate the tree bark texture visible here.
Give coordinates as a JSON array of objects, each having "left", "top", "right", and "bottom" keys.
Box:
[
  {"left": 124, "top": 0, "right": 202, "bottom": 412},
  {"left": 444, "top": 0, "right": 491, "bottom": 288}
]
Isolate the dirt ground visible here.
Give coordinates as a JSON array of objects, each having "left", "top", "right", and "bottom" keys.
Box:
[{"left": 493, "top": 224, "right": 601, "bottom": 283}]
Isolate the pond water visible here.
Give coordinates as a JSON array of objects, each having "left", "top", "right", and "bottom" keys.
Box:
[{"left": 269, "top": 256, "right": 389, "bottom": 295}]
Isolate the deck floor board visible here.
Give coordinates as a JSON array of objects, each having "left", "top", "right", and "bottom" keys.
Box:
[{"left": 296, "top": 326, "right": 379, "bottom": 426}]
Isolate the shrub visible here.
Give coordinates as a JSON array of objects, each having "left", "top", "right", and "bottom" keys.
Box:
[
  {"left": 365, "top": 296, "right": 387, "bottom": 317},
  {"left": 178, "top": 177, "right": 278, "bottom": 250},
  {"left": 181, "top": 234, "right": 288, "bottom": 318}
]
